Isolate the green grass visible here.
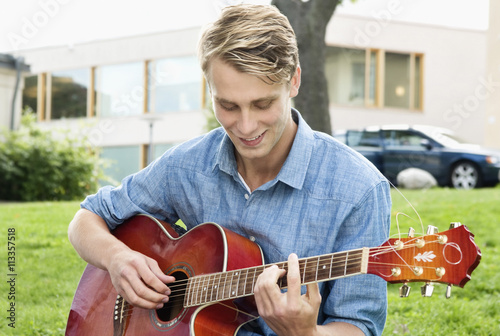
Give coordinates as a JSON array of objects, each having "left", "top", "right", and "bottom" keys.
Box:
[
  {"left": 386, "top": 187, "right": 500, "bottom": 335},
  {"left": 0, "top": 201, "right": 85, "bottom": 336},
  {"left": 0, "top": 187, "right": 498, "bottom": 335}
]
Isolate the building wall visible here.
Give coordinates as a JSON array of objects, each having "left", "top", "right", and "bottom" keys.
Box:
[
  {"left": 14, "top": 12, "right": 493, "bottom": 181},
  {"left": 325, "top": 14, "right": 488, "bottom": 145},
  {"left": 0, "top": 67, "right": 23, "bottom": 130},
  {"left": 485, "top": 0, "right": 500, "bottom": 149},
  {"left": 23, "top": 27, "right": 206, "bottom": 153},
  {"left": 22, "top": 27, "right": 201, "bottom": 73}
]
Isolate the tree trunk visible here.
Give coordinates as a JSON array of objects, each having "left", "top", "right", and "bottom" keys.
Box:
[{"left": 272, "top": 0, "right": 339, "bottom": 134}]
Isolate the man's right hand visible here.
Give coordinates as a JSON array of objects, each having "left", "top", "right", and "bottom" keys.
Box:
[
  {"left": 107, "top": 248, "right": 175, "bottom": 309},
  {"left": 68, "top": 209, "right": 175, "bottom": 309}
]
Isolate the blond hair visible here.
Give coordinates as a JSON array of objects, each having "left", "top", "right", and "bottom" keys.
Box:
[{"left": 199, "top": 4, "right": 299, "bottom": 85}]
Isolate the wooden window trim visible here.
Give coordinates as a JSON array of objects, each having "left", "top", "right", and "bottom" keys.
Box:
[
  {"left": 37, "top": 73, "right": 46, "bottom": 121},
  {"left": 143, "top": 60, "right": 150, "bottom": 114},
  {"left": 88, "top": 67, "right": 96, "bottom": 117}
]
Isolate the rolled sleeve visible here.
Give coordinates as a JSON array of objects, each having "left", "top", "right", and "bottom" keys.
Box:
[{"left": 321, "top": 181, "right": 391, "bottom": 336}]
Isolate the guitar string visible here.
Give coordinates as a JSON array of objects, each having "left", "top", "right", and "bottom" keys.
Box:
[
  {"left": 138, "top": 239, "right": 444, "bottom": 306},
  {"left": 116, "top": 240, "right": 451, "bottom": 318},
  {"left": 119, "top": 183, "right": 442, "bottom": 319},
  {"left": 389, "top": 179, "right": 425, "bottom": 241},
  {"left": 164, "top": 240, "right": 441, "bottom": 300}
]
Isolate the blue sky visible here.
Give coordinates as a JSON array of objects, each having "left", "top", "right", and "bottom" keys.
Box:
[{"left": 0, "top": 0, "right": 489, "bottom": 54}]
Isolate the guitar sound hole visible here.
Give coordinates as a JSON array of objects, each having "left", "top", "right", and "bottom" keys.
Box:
[{"left": 156, "top": 271, "right": 188, "bottom": 322}]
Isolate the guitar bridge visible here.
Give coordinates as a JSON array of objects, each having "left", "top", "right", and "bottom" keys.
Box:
[{"left": 113, "top": 294, "right": 129, "bottom": 336}]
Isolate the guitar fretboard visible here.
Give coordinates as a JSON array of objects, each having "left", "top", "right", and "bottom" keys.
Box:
[{"left": 184, "top": 247, "right": 368, "bottom": 307}]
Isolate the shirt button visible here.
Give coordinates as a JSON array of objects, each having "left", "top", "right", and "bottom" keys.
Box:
[
  {"left": 249, "top": 236, "right": 256, "bottom": 242},
  {"left": 244, "top": 194, "right": 249, "bottom": 200}
]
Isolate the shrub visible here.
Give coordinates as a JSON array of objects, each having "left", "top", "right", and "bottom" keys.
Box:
[{"left": 0, "top": 112, "right": 105, "bottom": 201}]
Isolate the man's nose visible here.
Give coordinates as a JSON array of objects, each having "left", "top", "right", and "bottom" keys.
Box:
[{"left": 237, "top": 109, "right": 259, "bottom": 136}]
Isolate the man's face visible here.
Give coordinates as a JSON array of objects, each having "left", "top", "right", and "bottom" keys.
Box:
[{"left": 207, "top": 58, "right": 300, "bottom": 165}]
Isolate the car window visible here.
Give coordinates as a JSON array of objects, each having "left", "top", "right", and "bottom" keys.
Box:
[
  {"left": 347, "top": 130, "right": 381, "bottom": 148},
  {"left": 383, "top": 130, "right": 427, "bottom": 149}
]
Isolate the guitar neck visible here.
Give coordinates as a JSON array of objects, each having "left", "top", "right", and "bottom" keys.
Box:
[{"left": 185, "top": 247, "right": 369, "bottom": 307}]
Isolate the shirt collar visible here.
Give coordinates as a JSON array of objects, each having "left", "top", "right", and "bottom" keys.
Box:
[{"left": 214, "top": 109, "right": 315, "bottom": 190}]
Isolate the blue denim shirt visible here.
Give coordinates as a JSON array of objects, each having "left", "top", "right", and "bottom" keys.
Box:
[{"left": 82, "top": 110, "right": 391, "bottom": 336}]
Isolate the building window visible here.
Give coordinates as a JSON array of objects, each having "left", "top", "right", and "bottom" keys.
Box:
[
  {"left": 147, "top": 56, "right": 202, "bottom": 113},
  {"left": 326, "top": 46, "right": 423, "bottom": 110},
  {"left": 101, "top": 145, "right": 141, "bottom": 184},
  {"left": 153, "top": 143, "right": 178, "bottom": 160},
  {"left": 49, "top": 68, "right": 89, "bottom": 119},
  {"left": 384, "top": 52, "right": 422, "bottom": 110},
  {"left": 22, "top": 75, "right": 38, "bottom": 113},
  {"left": 95, "top": 62, "right": 144, "bottom": 117},
  {"left": 325, "top": 47, "right": 366, "bottom": 106}
]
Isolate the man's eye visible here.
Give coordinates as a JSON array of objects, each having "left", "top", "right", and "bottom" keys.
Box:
[
  {"left": 221, "top": 104, "right": 237, "bottom": 111},
  {"left": 255, "top": 101, "right": 272, "bottom": 110}
]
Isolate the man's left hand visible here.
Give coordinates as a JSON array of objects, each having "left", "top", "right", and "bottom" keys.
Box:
[{"left": 254, "top": 253, "right": 322, "bottom": 336}]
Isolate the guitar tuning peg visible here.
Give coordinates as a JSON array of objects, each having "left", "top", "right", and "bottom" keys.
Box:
[
  {"left": 421, "top": 282, "right": 434, "bottom": 297},
  {"left": 407, "top": 227, "right": 415, "bottom": 238},
  {"left": 449, "top": 222, "right": 462, "bottom": 229},
  {"left": 399, "top": 283, "right": 411, "bottom": 298},
  {"left": 445, "top": 284, "right": 452, "bottom": 299},
  {"left": 426, "top": 225, "right": 438, "bottom": 235}
]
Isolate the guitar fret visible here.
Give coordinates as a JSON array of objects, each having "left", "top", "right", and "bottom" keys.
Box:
[
  {"left": 329, "top": 254, "right": 333, "bottom": 279},
  {"left": 344, "top": 251, "right": 349, "bottom": 276},
  {"left": 209, "top": 274, "right": 217, "bottom": 302},
  {"left": 191, "top": 276, "right": 199, "bottom": 306},
  {"left": 202, "top": 275, "right": 209, "bottom": 304},
  {"left": 315, "top": 256, "right": 320, "bottom": 282},
  {"left": 251, "top": 267, "right": 257, "bottom": 295},
  {"left": 207, "top": 274, "right": 214, "bottom": 303},
  {"left": 278, "top": 263, "right": 284, "bottom": 288},
  {"left": 243, "top": 268, "right": 249, "bottom": 296},
  {"left": 232, "top": 271, "right": 239, "bottom": 297},
  {"left": 189, "top": 277, "right": 196, "bottom": 306},
  {"left": 222, "top": 271, "right": 229, "bottom": 300},
  {"left": 185, "top": 277, "right": 192, "bottom": 307},
  {"left": 215, "top": 273, "right": 221, "bottom": 301},
  {"left": 317, "top": 255, "right": 330, "bottom": 282},
  {"left": 198, "top": 275, "right": 204, "bottom": 305},
  {"left": 196, "top": 276, "right": 203, "bottom": 305},
  {"left": 184, "top": 248, "right": 367, "bottom": 307},
  {"left": 334, "top": 253, "right": 348, "bottom": 278},
  {"left": 302, "top": 259, "right": 308, "bottom": 283}
]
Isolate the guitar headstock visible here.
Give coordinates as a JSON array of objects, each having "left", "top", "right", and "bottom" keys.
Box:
[{"left": 367, "top": 223, "right": 481, "bottom": 296}]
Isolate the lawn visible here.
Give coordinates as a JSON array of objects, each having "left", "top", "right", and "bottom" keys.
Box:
[{"left": 0, "top": 186, "right": 498, "bottom": 335}]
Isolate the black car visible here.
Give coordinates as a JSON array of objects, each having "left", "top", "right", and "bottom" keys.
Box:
[{"left": 334, "top": 125, "right": 500, "bottom": 189}]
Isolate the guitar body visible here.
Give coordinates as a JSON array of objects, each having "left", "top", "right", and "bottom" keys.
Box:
[
  {"left": 67, "top": 215, "right": 481, "bottom": 335},
  {"left": 66, "top": 215, "right": 264, "bottom": 336}
]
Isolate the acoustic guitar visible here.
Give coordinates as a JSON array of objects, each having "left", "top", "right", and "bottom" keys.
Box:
[{"left": 65, "top": 214, "right": 481, "bottom": 335}]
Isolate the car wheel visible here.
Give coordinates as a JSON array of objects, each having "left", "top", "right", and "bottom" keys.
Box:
[{"left": 450, "top": 162, "right": 481, "bottom": 189}]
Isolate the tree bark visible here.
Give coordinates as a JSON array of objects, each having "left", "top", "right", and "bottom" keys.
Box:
[{"left": 272, "top": 0, "right": 339, "bottom": 134}]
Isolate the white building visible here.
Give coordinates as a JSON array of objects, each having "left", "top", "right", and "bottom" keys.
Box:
[
  {"left": 4, "top": 1, "right": 498, "bottom": 183},
  {"left": 0, "top": 54, "right": 29, "bottom": 130}
]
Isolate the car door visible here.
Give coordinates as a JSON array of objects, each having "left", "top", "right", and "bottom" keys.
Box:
[
  {"left": 347, "top": 130, "right": 384, "bottom": 172},
  {"left": 381, "top": 130, "right": 443, "bottom": 184}
]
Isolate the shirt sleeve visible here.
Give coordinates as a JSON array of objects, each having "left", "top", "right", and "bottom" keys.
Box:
[
  {"left": 80, "top": 154, "right": 179, "bottom": 230},
  {"left": 321, "top": 180, "right": 392, "bottom": 336}
]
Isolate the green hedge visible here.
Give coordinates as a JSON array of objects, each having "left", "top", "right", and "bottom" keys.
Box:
[{"left": 0, "top": 113, "right": 104, "bottom": 201}]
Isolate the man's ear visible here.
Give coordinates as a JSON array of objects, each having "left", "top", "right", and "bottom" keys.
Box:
[{"left": 289, "top": 65, "right": 301, "bottom": 98}]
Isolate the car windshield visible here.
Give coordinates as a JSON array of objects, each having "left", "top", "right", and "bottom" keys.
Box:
[{"left": 418, "top": 128, "right": 469, "bottom": 148}]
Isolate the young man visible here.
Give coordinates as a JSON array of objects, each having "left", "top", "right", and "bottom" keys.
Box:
[{"left": 68, "top": 4, "right": 391, "bottom": 336}]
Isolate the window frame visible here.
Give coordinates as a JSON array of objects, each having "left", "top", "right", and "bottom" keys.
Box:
[{"left": 326, "top": 46, "right": 424, "bottom": 111}]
